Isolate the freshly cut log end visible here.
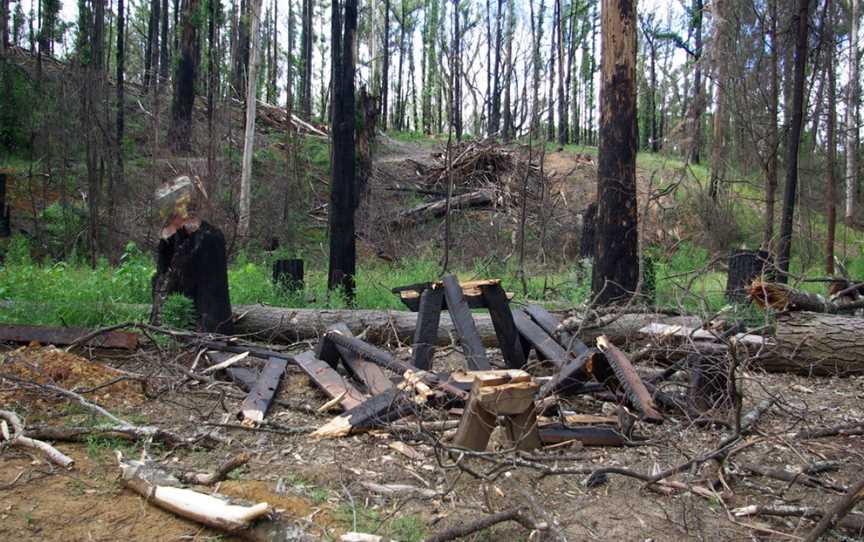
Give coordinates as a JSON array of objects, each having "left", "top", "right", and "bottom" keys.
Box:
[{"left": 749, "top": 279, "right": 828, "bottom": 312}]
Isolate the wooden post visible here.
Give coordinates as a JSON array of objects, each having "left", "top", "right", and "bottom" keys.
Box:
[
  {"left": 272, "top": 258, "right": 304, "bottom": 291},
  {"left": 726, "top": 249, "right": 774, "bottom": 302}
]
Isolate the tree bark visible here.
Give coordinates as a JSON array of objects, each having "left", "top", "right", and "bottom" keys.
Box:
[
  {"left": 592, "top": 0, "right": 639, "bottom": 305},
  {"left": 144, "top": 0, "right": 159, "bottom": 89},
  {"left": 763, "top": 0, "right": 779, "bottom": 249},
  {"left": 847, "top": 0, "right": 859, "bottom": 224},
  {"left": 328, "top": 0, "right": 358, "bottom": 299},
  {"left": 556, "top": 0, "right": 568, "bottom": 146},
  {"left": 300, "top": 0, "right": 313, "bottom": 119},
  {"left": 159, "top": 0, "right": 169, "bottom": 85},
  {"left": 776, "top": 0, "right": 811, "bottom": 281},
  {"left": 238, "top": 0, "right": 264, "bottom": 239},
  {"left": 826, "top": 0, "right": 838, "bottom": 274},
  {"left": 764, "top": 312, "right": 864, "bottom": 376},
  {"left": 381, "top": 0, "right": 390, "bottom": 130},
  {"left": 708, "top": 0, "right": 726, "bottom": 201},
  {"left": 170, "top": 0, "right": 201, "bottom": 152},
  {"left": 115, "top": 0, "right": 126, "bottom": 215},
  {"left": 687, "top": 0, "right": 703, "bottom": 165}
]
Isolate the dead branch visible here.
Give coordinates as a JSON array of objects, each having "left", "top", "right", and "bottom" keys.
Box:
[
  {"left": 178, "top": 453, "right": 251, "bottom": 485},
  {"left": 424, "top": 507, "right": 542, "bottom": 542},
  {"left": 803, "top": 474, "right": 864, "bottom": 542},
  {"left": 0, "top": 410, "right": 75, "bottom": 468}
]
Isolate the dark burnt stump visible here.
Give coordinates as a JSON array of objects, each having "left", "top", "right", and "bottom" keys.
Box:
[
  {"left": 150, "top": 176, "right": 233, "bottom": 334},
  {"left": 273, "top": 258, "right": 304, "bottom": 292},
  {"left": 151, "top": 221, "right": 234, "bottom": 334},
  {"left": 688, "top": 354, "right": 731, "bottom": 413},
  {"left": 725, "top": 249, "right": 775, "bottom": 303}
]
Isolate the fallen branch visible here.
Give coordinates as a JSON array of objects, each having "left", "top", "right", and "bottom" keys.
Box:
[
  {"left": 178, "top": 453, "right": 251, "bottom": 485},
  {"left": 803, "top": 474, "right": 864, "bottom": 542},
  {"left": 424, "top": 507, "right": 541, "bottom": 542},
  {"left": 0, "top": 410, "right": 74, "bottom": 468}
]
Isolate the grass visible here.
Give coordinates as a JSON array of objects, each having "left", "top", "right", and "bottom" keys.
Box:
[{"left": 335, "top": 505, "right": 427, "bottom": 542}]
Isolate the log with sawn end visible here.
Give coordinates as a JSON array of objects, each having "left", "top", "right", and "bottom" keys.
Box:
[
  {"left": 318, "top": 323, "right": 394, "bottom": 395},
  {"left": 293, "top": 351, "right": 367, "bottom": 411},
  {"left": 239, "top": 357, "right": 288, "bottom": 423},
  {"left": 441, "top": 274, "right": 492, "bottom": 371},
  {"left": 412, "top": 287, "right": 444, "bottom": 370},
  {"left": 311, "top": 387, "right": 417, "bottom": 439}
]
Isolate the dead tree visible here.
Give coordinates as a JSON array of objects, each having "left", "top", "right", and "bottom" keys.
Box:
[
  {"left": 776, "top": 0, "right": 811, "bottom": 280},
  {"left": 170, "top": 0, "right": 201, "bottom": 151},
  {"left": 591, "top": 0, "right": 639, "bottom": 304},
  {"left": 328, "top": 0, "right": 358, "bottom": 299}
]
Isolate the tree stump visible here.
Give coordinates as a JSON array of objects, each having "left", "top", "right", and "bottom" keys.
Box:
[
  {"left": 726, "top": 249, "right": 774, "bottom": 303},
  {"left": 151, "top": 221, "right": 234, "bottom": 334},
  {"left": 273, "top": 258, "right": 304, "bottom": 292},
  {"left": 688, "top": 353, "right": 731, "bottom": 413}
]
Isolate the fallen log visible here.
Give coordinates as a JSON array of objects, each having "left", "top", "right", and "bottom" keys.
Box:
[
  {"left": 240, "top": 357, "right": 288, "bottom": 423},
  {"left": 0, "top": 324, "right": 139, "bottom": 349},
  {"left": 749, "top": 279, "right": 864, "bottom": 314},
  {"left": 390, "top": 189, "right": 496, "bottom": 227},
  {"left": 293, "top": 351, "right": 367, "bottom": 411},
  {"left": 0, "top": 410, "right": 74, "bottom": 468},
  {"left": 764, "top": 311, "right": 864, "bottom": 375},
  {"left": 594, "top": 336, "right": 663, "bottom": 423}
]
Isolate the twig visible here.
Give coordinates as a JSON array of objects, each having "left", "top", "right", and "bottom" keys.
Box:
[
  {"left": 178, "top": 453, "right": 250, "bottom": 485},
  {"left": 424, "top": 507, "right": 538, "bottom": 542}
]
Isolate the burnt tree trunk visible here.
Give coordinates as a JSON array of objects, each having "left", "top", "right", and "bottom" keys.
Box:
[
  {"left": 591, "top": 0, "right": 638, "bottom": 305},
  {"left": 150, "top": 222, "right": 234, "bottom": 334},
  {"left": 725, "top": 249, "right": 774, "bottom": 302},
  {"left": 328, "top": 0, "right": 358, "bottom": 299},
  {"left": 171, "top": 0, "right": 201, "bottom": 151},
  {"left": 776, "top": 0, "right": 811, "bottom": 280},
  {"left": 272, "top": 259, "right": 304, "bottom": 291}
]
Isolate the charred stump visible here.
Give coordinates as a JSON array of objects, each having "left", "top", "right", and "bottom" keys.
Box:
[
  {"left": 726, "top": 249, "right": 775, "bottom": 303},
  {"left": 579, "top": 202, "right": 596, "bottom": 259},
  {"left": 150, "top": 221, "right": 234, "bottom": 334},
  {"left": 272, "top": 258, "right": 304, "bottom": 292}
]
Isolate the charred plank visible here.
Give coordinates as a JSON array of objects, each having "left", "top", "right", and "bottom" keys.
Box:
[{"left": 442, "top": 274, "right": 492, "bottom": 371}]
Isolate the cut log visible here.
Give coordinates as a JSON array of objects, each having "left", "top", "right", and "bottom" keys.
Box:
[
  {"left": 272, "top": 259, "right": 304, "bottom": 292},
  {"left": 389, "top": 189, "right": 496, "bottom": 228},
  {"left": 538, "top": 424, "right": 630, "bottom": 447},
  {"left": 512, "top": 309, "right": 569, "bottom": 367},
  {"left": 239, "top": 357, "right": 288, "bottom": 423},
  {"left": 749, "top": 280, "right": 833, "bottom": 312},
  {"left": 441, "top": 274, "right": 492, "bottom": 371},
  {"left": 0, "top": 324, "right": 138, "bottom": 349},
  {"left": 293, "top": 351, "right": 366, "bottom": 411},
  {"left": 726, "top": 249, "right": 775, "bottom": 302},
  {"left": 311, "top": 388, "right": 416, "bottom": 439},
  {"left": 524, "top": 304, "right": 586, "bottom": 356},
  {"left": 395, "top": 279, "right": 514, "bottom": 311},
  {"left": 481, "top": 283, "right": 526, "bottom": 369},
  {"left": 322, "top": 323, "right": 393, "bottom": 395},
  {"left": 412, "top": 287, "right": 443, "bottom": 370},
  {"left": 762, "top": 311, "right": 864, "bottom": 375}
]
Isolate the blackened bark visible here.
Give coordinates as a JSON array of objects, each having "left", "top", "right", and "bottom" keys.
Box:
[
  {"left": 115, "top": 0, "right": 125, "bottom": 203},
  {"left": 489, "top": 0, "right": 504, "bottom": 135},
  {"left": 725, "top": 249, "right": 774, "bottom": 303},
  {"left": 453, "top": 0, "right": 462, "bottom": 141},
  {"left": 763, "top": 0, "right": 778, "bottom": 248},
  {"left": 328, "top": 0, "right": 358, "bottom": 299},
  {"left": 171, "top": 0, "right": 200, "bottom": 152},
  {"left": 556, "top": 0, "right": 568, "bottom": 145},
  {"left": 687, "top": 0, "right": 703, "bottom": 165},
  {"left": 159, "top": 0, "right": 169, "bottom": 84},
  {"left": 547, "top": 0, "right": 557, "bottom": 142},
  {"left": 826, "top": 0, "right": 837, "bottom": 274},
  {"left": 300, "top": 0, "right": 313, "bottom": 118},
  {"left": 0, "top": 173, "right": 9, "bottom": 237},
  {"left": 776, "top": 0, "right": 811, "bottom": 281},
  {"left": 591, "top": 0, "right": 638, "bottom": 305},
  {"left": 144, "top": 0, "right": 159, "bottom": 88},
  {"left": 151, "top": 222, "right": 234, "bottom": 334},
  {"left": 233, "top": 0, "right": 249, "bottom": 99}
]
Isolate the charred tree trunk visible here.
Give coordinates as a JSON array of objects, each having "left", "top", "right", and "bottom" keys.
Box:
[
  {"left": 273, "top": 259, "right": 304, "bottom": 291},
  {"left": 725, "top": 249, "right": 774, "bottom": 303},
  {"left": 115, "top": 0, "right": 126, "bottom": 207},
  {"left": 144, "top": 0, "right": 160, "bottom": 89},
  {"left": 687, "top": 0, "right": 703, "bottom": 165},
  {"left": 151, "top": 222, "right": 234, "bottom": 334},
  {"left": 555, "top": 0, "right": 568, "bottom": 146},
  {"left": 826, "top": 0, "right": 838, "bottom": 275},
  {"left": 452, "top": 0, "right": 462, "bottom": 141},
  {"left": 489, "top": 0, "right": 503, "bottom": 135},
  {"left": 776, "top": 0, "right": 811, "bottom": 281},
  {"left": 328, "top": 0, "right": 358, "bottom": 300},
  {"left": 0, "top": 172, "right": 9, "bottom": 237},
  {"left": 763, "top": 0, "right": 779, "bottom": 249},
  {"left": 171, "top": 0, "right": 201, "bottom": 152},
  {"left": 591, "top": 0, "right": 638, "bottom": 305},
  {"left": 300, "top": 0, "right": 313, "bottom": 119},
  {"left": 159, "top": 0, "right": 169, "bottom": 85}
]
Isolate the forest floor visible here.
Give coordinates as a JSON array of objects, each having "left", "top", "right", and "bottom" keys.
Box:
[{"left": 1, "top": 343, "right": 862, "bottom": 541}]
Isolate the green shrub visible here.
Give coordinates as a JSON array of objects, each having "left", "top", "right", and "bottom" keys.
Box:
[{"left": 162, "top": 293, "right": 197, "bottom": 330}]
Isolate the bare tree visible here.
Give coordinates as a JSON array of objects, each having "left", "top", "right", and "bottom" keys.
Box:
[
  {"left": 776, "top": 0, "right": 812, "bottom": 280},
  {"left": 238, "top": 0, "right": 264, "bottom": 239},
  {"left": 847, "top": 0, "right": 859, "bottom": 224},
  {"left": 592, "top": 0, "right": 638, "bottom": 304},
  {"left": 826, "top": 0, "right": 838, "bottom": 274}
]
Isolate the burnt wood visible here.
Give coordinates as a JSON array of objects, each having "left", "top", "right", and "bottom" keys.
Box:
[
  {"left": 239, "top": 356, "right": 288, "bottom": 422},
  {"left": 726, "top": 249, "right": 774, "bottom": 302},
  {"left": 0, "top": 172, "right": 9, "bottom": 237},
  {"left": 481, "top": 283, "right": 526, "bottom": 369},
  {"left": 412, "top": 287, "right": 443, "bottom": 370},
  {"left": 338, "top": 388, "right": 416, "bottom": 432},
  {"left": 511, "top": 309, "right": 568, "bottom": 367},
  {"left": 688, "top": 354, "right": 731, "bottom": 413},
  {"left": 441, "top": 274, "right": 492, "bottom": 371},
  {"left": 538, "top": 424, "right": 631, "bottom": 446},
  {"left": 150, "top": 221, "right": 234, "bottom": 334},
  {"left": 0, "top": 324, "right": 139, "bottom": 350},
  {"left": 578, "top": 202, "right": 596, "bottom": 259},
  {"left": 324, "top": 323, "right": 394, "bottom": 395},
  {"left": 272, "top": 258, "right": 304, "bottom": 292},
  {"left": 523, "top": 304, "right": 587, "bottom": 357},
  {"left": 293, "top": 350, "right": 366, "bottom": 410},
  {"left": 537, "top": 348, "right": 600, "bottom": 398},
  {"left": 595, "top": 338, "right": 664, "bottom": 423}
]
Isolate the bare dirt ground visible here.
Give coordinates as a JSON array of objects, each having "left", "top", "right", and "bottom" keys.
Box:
[{"left": 2, "top": 342, "right": 862, "bottom": 541}]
